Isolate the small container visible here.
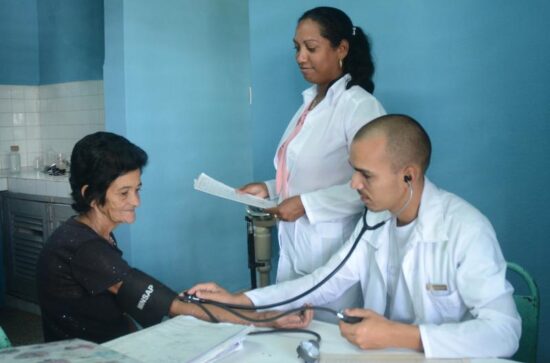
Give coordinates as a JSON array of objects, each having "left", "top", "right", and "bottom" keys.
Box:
[
  {"left": 33, "top": 156, "right": 43, "bottom": 171},
  {"left": 9, "top": 145, "right": 21, "bottom": 174},
  {"left": 56, "top": 153, "right": 67, "bottom": 171},
  {"left": 45, "top": 147, "right": 56, "bottom": 166}
]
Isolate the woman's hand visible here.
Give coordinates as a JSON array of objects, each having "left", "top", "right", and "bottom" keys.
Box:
[
  {"left": 238, "top": 182, "right": 269, "bottom": 199},
  {"left": 185, "top": 282, "right": 252, "bottom": 306},
  {"left": 265, "top": 196, "right": 305, "bottom": 222}
]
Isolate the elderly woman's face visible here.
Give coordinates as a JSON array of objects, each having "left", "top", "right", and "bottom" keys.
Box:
[
  {"left": 97, "top": 169, "right": 142, "bottom": 226},
  {"left": 293, "top": 19, "right": 346, "bottom": 87}
]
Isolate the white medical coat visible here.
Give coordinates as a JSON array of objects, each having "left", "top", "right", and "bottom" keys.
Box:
[
  {"left": 264, "top": 74, "right": 386, "bottom": 285},
  {"left": 247, "top": 178, "right": 521, "bottom": 358}
]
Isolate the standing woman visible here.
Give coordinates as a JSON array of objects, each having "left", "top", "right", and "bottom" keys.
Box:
[{"left": 240, "top": 7, "right": 385, "bottom": 318}]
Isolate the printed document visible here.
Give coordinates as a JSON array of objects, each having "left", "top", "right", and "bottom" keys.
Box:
[
  {"left": 103, "top": 315, "right": 253, "bottom": 363},
  {"left": 194, "top": 173, "right": 276, "bottom": 209}
]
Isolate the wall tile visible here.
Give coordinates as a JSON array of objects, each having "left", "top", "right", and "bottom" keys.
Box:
[
  {"left": 0, "top": 99, "right": 11, "bottom": 112},
  {"left": 0, "top": 81, "right": 104, "bottom": 169},
  {"left": 0, "top": 86, "right": 12, "bottom": 99}
]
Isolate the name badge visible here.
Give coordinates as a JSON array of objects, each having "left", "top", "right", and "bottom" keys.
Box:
[{"left": 426, "top": 283, "right": 448, "bottom": 291}]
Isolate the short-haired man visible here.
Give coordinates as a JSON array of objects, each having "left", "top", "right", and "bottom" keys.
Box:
[{"left": 190, "top": 114, "right": 520, "bottom": 358}]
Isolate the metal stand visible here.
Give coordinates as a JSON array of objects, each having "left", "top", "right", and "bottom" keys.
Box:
[{"left": 245, "top": 207, "right": 276, "bottom": 289}]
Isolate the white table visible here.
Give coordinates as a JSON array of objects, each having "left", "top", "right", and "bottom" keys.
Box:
[
  {"left": 219, "top": 320, "right": 519, "bottom": 363},
  {"left": 104, "top": 318, "right": 519, "bottom": 363}
]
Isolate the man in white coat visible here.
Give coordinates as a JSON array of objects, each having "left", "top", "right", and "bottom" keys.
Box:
[{"left": 189, "top": 114, "right": 521, "bottom": 358}]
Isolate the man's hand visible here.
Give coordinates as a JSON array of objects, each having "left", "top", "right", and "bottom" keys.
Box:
[
  {"left": 338, "top": 308, "right": 422, "bottom": 351},
  {"left": 184, "top": 284, "right": 313, "bottom": 329},
  {"left": 265, "top": 196, "right": 305, "bottom": 222},
  {"left": 186, "top": 282, "right": 252, "bottom": 306},
  {"left": 261, "top": 305, "right": 314, "bottom": 329}
]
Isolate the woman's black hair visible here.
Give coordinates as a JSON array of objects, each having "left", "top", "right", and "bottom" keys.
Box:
[
  {"left": 299, "top": 6, "right": 376, "bottom": 93},
  {"left": 69, "top": 131, "right": 148, "bottom": 214}
]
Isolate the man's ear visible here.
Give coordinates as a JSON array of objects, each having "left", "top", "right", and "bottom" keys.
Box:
[{"left": 402, "top": 165, "right": 420, "bottom": 184}]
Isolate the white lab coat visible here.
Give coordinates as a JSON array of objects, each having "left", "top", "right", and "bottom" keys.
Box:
[
  {"left": 247, "top": 178, "right": 521, "bottom": 358},
  {"left": 265, "top": 74, "right": 385, "bottom": 272},
  {"left": 264, "top": 75, "right": 385, "bottom": 319}
]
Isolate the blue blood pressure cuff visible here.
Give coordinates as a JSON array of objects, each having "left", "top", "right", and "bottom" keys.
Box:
[{"left": 116, "top": 268, "right": 177, "bottom": 327}]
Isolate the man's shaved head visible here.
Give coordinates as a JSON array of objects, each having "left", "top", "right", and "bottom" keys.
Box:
[{"left": 353, "top": 114, "right": 432, "bottom": 173}]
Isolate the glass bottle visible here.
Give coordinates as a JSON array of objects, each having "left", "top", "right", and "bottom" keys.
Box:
[{"left": 9, "top": 145, "right": 21, "bottom": 174}]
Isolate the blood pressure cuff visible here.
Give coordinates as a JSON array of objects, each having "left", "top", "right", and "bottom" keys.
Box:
[{"left": 116, "top": 268, "right": 177, "bottom": 328}]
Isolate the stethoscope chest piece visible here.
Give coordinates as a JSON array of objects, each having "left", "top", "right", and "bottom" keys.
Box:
[{"left": 297, "top": 339, "right": 320, "bottom": 363}]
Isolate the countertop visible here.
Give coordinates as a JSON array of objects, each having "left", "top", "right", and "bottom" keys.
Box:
[{"left": 0, "top": 167, "right": 71, "bottom": 199}]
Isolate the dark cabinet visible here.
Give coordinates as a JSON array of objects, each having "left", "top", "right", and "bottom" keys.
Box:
[{"left": 1, "top": 192, "right": 74, "bottom": 302}]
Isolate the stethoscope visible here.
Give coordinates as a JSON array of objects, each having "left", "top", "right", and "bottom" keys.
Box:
[{"left": 181, "top": 178, "right": 414, "bottom": 362}]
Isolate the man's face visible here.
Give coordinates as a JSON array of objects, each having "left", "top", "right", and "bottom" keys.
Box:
[{"left": 349, "top": 136, "right": 407, "bottom": 213}]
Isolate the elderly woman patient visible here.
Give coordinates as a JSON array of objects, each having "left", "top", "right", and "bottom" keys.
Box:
[{"left": 37, "top": 132, "right": 310, "bottom": 343}]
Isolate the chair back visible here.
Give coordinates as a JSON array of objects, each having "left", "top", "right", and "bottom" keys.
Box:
[
  {"left": 507, "top": 262, "right": 539, "bottom": 363},
  {"left": 0, "top": 326, "right": 11, "bottom": 349}
]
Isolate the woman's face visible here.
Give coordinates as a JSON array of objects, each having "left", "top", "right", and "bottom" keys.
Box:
[
  {"left": 94, "top": 169, "right": 142, "bottom": 227},
  {"left": 293, "top": 19, "right": 348, "bottom": 88}
]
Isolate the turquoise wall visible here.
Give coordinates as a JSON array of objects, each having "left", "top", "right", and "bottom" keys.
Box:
[
  {"left": 0, "top": 0, "right": 103, "bottom": 85},
  {"left": 249, "top": 1, "right": 550, "bottom": 361},
  {"left": 104, "top": 0, "right": 253, "bottom": 291},
  {"left": 0, "top": 0, "right": 39, "bottom": 84},
  {"left": 37, "top": 0, "right": 104, "bottom": 84}
]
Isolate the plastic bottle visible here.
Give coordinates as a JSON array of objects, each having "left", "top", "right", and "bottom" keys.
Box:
[
  {"left": 45, "top": 147, "right": 56, "bottom": 167},
  {"left": 9, "top": 145, "right": 21, "bottom": 174}
]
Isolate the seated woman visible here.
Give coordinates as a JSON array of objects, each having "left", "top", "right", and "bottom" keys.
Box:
[{"left": 37, "top": 131, "right": 311, "bottom": 343}]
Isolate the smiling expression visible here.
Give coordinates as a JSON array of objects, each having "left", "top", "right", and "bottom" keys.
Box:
[
  {"left": 94, "top": 169, "right": 142, "bottom": 228},
  {"left": 293, "top": 19, "right": 348, "bottom": 88}
]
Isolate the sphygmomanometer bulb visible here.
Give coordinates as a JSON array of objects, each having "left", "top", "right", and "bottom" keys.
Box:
[{"left": 336, "top": 310, "right": 363, "bottom": 324}]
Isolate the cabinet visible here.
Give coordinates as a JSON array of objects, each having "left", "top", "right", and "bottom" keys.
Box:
[{"left": 1, "top": 192, "right": 74, "bottom": 302}]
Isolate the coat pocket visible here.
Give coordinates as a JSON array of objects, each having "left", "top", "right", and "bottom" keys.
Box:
[{"left": 427, "top": 288, "right": 466, "bottom": 323}]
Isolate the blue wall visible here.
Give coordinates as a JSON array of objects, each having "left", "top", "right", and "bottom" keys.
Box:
[
  {"left": 0, "top": 0, "right": 103, "bottom": 85},
  {"left": 37, "top": 0, "right": 104, "bottom": 84},
  {"left": 249, "top": 0, "right": 550, "bottom": 361},
  {"left": 0, "top": 0, "right": 39, "bottom": 84},
  {"left": 104, "top": 0, "right": 253, "bottom": 291}
]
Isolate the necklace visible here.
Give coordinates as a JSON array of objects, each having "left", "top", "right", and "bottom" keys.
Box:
[
  {"left": 309, "top": 94, "right": 324, "bottom": 110},
  {"left": 76, "top": 215, "right": 116, "bottom": 246}
]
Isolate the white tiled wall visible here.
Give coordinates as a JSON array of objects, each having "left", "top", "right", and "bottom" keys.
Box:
[{"left": 0, "top": 80, "right": 104, "bottom": 170}]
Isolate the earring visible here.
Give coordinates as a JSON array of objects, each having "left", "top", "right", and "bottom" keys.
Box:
[{"left": 339, "top": 59, "right": 343, "bottom": 69}]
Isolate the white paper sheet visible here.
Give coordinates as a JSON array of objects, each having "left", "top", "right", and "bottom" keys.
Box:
[
  {"left": 103, "top": 316, "right": 253, "bottom": 363},
  {"left": 193, "top": 173, "right": 276, "bottom": 209}
]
